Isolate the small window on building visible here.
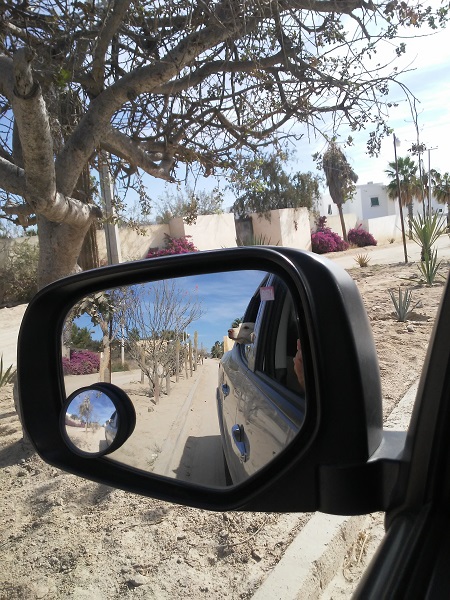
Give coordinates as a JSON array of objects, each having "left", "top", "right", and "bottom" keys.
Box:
[
  {"left": 328, "top": 204, "right": 332, "bottom": 215},
  {"left": 370, "top": 197, "right": 379, "bottom": 207}
]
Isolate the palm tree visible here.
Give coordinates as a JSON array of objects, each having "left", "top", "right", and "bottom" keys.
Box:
[
  {"left": 322, "top": 142, "right": 358, "bottom": 242},
  {"left": 434, "top": 172, "right": 450, "bottom": 227},
  {"left": 385, "top": 157, "right": 422, "bottom": 235}
]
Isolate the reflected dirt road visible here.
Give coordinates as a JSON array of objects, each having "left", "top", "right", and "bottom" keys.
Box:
[
  {"left": 63, "top": 359, "right": 228, "bottom": 487},
  {"left": 151, "top": 358, "right": 227, "bottom": 487}
]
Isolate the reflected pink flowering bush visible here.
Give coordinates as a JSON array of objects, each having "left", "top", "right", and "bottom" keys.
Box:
[
  {"left": 63, "top": 351, "right": 100, "bottom": 375},
  {"left": 311, "top": 217, "right": 349, "bottom": 254},
  {"left": 348, "top": 225, "right": 377, "bottom": 247},
  {"left": 147, "top": 234, "right": 199, "bottom": 258}
]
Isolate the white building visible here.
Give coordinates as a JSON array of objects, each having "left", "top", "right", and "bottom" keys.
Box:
[
  {"left": 320, "top": 181, "right": 446, "bottom": 222},
  {"left": 318, "top": 182, "right": 447, "bottom": 244}
]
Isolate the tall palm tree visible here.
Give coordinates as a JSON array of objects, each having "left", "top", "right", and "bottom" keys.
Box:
[
  {"left": 385, "top": 157, "right": 422, "bottom": 234},
  {"left": 322, "top": 142, "right": 358, "bottom": 242},
  {"left": 434, "top": 172, "right": 450, "bottom": 227}
]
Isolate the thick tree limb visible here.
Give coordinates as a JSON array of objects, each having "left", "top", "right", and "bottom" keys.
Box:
[
  {"left": 2, "top": 189, "right": 102, "bottom": 227},
  {"left": 55, "top": 14, "right": 262, "bottom": 193},
  {"left": 0, "top": 156, "right": 26, "bottom": 196},
  {"left": 101, "top": 127, "right": 176, "bottom": 182},
  {"left": 12, "top": 48, "right": 57, "bottom": 211},
  {"left": 0, "top": 55, "right": 15, "bottom": 100},
  {"left": 90, "top": 0, "right": 133, "bottom": 95},
  {"left": 40, "top": 192, "right": 102, "bottom": 226}
]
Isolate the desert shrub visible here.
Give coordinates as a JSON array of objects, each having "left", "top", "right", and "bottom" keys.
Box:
[
  {"left": 0, "top": 355, "right": 16, "bottom": 387},
  {"left": 311, "top": 217, "right": 348, "bottom": 254},
  {"left": 348, "top": 225, "right": 377, "bottom": 247},
  {"left": 0, "top": 239, "right": 39, "bottom": 306},
  {"left": 147, "top": 234, "right": 198, "bottom": 258},
  {"left": 111, "top": 360, "right": 130, "bottom": 372},
  {"left": 63, "top": 351, "right": 100, "bottom": 375},
  {"left": 389, "top": 288, "right": 419, "bottom": 322},
  {"left": 354, "top": 253, "right": 371, "bottom": 267}
]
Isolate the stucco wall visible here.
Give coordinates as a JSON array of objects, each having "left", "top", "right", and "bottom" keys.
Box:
[
  {"left": 361, "top": 215, "right": 404, "bottom": 244},
  {"left": 169, "top": 213, "right": 237, "bottom": 250},
  {"left": 250, "top": 208, "right": 311, "bottom": 250},
  {"left": 96, "top": 224, "right": 170, "bottom": 262},
  {"left": 313, "top": 213, "right": 358, "bottom": 236}
]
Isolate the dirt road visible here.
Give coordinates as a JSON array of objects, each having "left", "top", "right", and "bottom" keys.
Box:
[{"left": 152, "top": 358, "right": 227, "bottom": 486}]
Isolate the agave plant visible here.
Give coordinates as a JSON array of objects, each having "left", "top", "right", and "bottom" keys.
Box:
[
  {"left": 354, "top": 253, "right": 371, "bottom": 267},
  {"left": 411, "top": 213, "right": 446, "bottom": 257},
  {"left": 389, "top": 288, "right": 420, "bottom": 322},
  {"left": 418, "top": 248, "right": 444, "bottom": 286},
  {"left": 0, "top": 355, "right": 16, "bottom": 387}
]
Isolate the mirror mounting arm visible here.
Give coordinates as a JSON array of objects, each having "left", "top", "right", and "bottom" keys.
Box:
[{"left": 319, "top": 431, "right": 408, "bottom": 514}]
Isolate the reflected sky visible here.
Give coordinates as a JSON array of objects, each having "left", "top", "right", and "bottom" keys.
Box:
[
  {"left": 74, "top": 270, "right": 269, "bottom": 353},
  {"left": 66, "top": 389, "right": 116, "bottom": 425}
]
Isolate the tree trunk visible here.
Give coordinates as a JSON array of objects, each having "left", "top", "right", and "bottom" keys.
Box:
[
  {"left": 37, "top": 215, "right": 91, "bottom": 289},
  {"left": 337, "top": 204, "right": 347, "bottom": 242},
  {"left": 408, "top": 202, "right": 414, "bottom": 240},
  {"left": 175, "top": 340, "right": 180, "bottom": 382},
  {"left": 78, "top": 222, "right": 100, "bottom": 271}
]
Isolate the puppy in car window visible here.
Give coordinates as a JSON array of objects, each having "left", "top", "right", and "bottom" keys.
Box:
[{"left": 228, "top": 322, "right": 255, "bottom": 345}]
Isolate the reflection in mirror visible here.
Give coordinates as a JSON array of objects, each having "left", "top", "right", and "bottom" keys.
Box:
[
  {"left": 63, "top": 389, "right": 117, "bottom": 455},
  {"left": 61, "top": 270, "right": 307, "bottom": 487}
]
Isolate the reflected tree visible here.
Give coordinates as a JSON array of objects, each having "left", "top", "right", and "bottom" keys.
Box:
[{"left": 120, "top": 281, "right": 203, "bottom": 403}]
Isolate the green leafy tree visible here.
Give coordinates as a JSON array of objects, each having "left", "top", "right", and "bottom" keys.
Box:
[
  {"left": 230, "top": 154, "right": 320, "bottom": 217},
  {"left": 70, "top": 323, "right": 101, "bottom": 352},
  {"left": 211, "top": 341, "right": 224, "bottom": 359},
  {"left": 322, "top": 142, "right": 358, "bottom": 242},
  {"left": 156, "top": 187, "right": 224, "bottom": 225},
  {"left": 385, "top": 156, "right": 422, "bottom": 234}
]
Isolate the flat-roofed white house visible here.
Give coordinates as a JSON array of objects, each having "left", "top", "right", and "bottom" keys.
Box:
[{"left": 319, "top": 181, "right": 447, "bottom": 244}]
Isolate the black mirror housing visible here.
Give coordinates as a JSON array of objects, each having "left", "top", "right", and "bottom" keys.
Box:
[{"left": 18, "top": 247, "right": 386, "bottom": 514}]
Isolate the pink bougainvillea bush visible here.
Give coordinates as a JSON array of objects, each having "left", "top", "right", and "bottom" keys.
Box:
[
  {"left": 146, "top": 234, "right": 199, "bottom": 258},
  {"left": 311, "top": 216, "right": 349, "bottom": 254},
  {"left": 348, "top": 225, "right": 377, "bottom": 247},
  {"left": 63, "top": 351, "right": 100, "bottom": 375}
]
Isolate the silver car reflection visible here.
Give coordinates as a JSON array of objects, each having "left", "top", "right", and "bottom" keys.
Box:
[{"left": 218, "top": 274, "right": 306, "bottom": 485}]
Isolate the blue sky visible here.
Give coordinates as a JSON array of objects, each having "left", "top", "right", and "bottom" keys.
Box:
[
  {"left": 74, "top": 270, "right": 268, "bottom": 353},
  {"left": 122, "top": 4, "right": 450, "bottom": 215},
  {"left": 66, "top": 388, "right": 116, "bottom": 426}
]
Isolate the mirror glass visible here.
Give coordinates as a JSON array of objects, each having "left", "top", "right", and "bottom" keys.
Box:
[
  {"left": 61, "top": 270, "right": 307, "bottom": 487},
  {"left": 63, "top": 389, "right": 118, "bottom": 455}
]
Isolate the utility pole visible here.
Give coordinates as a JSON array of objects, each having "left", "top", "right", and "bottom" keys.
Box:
[
  {"left": 99, "top": 153, "right": 122, "bottom": 266},
  {"left": 427, "top": 147, "right": 438, "bottom": 216},
  {"left": 393, "top": 134, "right": 408, "bottom": 264},
  {"left": 99, "top": 153, "right": 123, "bottom": 372}
]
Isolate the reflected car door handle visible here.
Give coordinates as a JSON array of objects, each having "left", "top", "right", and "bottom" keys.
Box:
[
  {"left": 231, "top": 424, "right": 248, "bottom": 462},
  {"left": 222, "top": 383, "right": 230, "bottom": 397}
]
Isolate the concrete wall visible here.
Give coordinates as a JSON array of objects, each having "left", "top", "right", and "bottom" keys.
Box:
[
  {"left": 312, "top": 213, "right": 358, "bottom": 236},
  {"left": 250, "top": 208, "right": 311, "bottom": 250},
  {"left": 169, "top": 213, "right": 237, "bottom": 250},
  {"left": 96, "top": 224, "right": 170, "bottom": 263},
  {"left": 361, "top": 215, "right": 404, "bottom": 244}
]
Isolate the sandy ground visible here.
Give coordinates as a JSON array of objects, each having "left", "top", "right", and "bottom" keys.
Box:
[{"left": 1, "top": 255, "right": 449, "bottom": 599}]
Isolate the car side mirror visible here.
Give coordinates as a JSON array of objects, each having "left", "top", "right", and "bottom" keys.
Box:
[{"left": 18, "top": 247, "right": 394, "bottom": 514}]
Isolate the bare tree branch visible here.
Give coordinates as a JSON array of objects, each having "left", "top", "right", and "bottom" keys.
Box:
[{"left": 102, "top": 127, "right": 176, "bottom": 182}]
